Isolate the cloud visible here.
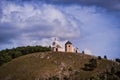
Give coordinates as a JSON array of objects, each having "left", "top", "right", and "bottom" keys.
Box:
[
  {"left": 0, "top": 0, "right": 120, "bottom": 59},
  {"left": 83, "top": 49, "right": 92, "bottom": 55},
  {"left": 0, "top": 1, "right": 80, "bottom": 49},
  {"left": 2, "top": 0, "right": 120, "bottom": 11},
  {"left": 61, "top": 5, "right": 120, "bottom": 58},
  {"left": 0, "top": 22, "right": 19, "bottom": 44},
  {"left": 51, "top": 0, "right": 120, "bottom": 11}
]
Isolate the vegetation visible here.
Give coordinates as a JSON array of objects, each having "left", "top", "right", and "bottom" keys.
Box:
[
  {"left": 83, "top": 58, "right": 97, "bottom": 71},
  {"left": 89, "top": 66, "right": 120, "bottom": 80},
  {"left": 0, "top": 45, "right": 50, "bottom": 66},
  {"left": 82, "top": 51, "right": 85, "bottom": 54},
  {"left": 98, "top": 56, "right": 102, "bottom": 60},
  {"left": 0, "top": 52, "right": 119, "bottom": 80},
  {"left": 104, "top": 55, "right": 107, "bottom": 59},
  {"left": 116, "top": 58, "right": 120, "bottom": 63}
]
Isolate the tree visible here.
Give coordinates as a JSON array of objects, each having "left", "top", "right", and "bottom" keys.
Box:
[
  {"left": 84, "top": 58, "right": 97, "bottom": 71},
  {"left": 116, "top": 58, "right": 120, "bottom": 63},
  {"left": 111, "top": 67, "right": 116, "bottom": 74},
  {"left": 82, "top": 51, "right": 85, "bottom": 54},
  {"left": 48, "top": 76, "right": 59, "bottom": 80},
  {"left": 0, "top": 53, "right": 12, "bottom": 66},
  {"left": 98, "top": 56, "right": 102, "bottom": 60},
  {"left": 0, "top": 45, "right": 51, "bottom": 66},
  {"left": 104, "top": 55, "right": 107, "bottom": 59},
  {"left": 11, "top": 51, "right": 22, "bottom": 59}
]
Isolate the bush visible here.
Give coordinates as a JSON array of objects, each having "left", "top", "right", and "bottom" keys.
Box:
[
  {"left": 68, "top": 67, "right": 72, "bottom": 71},
  {"left": 9, "top": 51, "right": 22, "bottom": 59},
  {"left": 82, "top": 51, "right": 85, "bottom": 54},
  {"left": 48, "top": 76, "right": 59, "bottom": 80},
  {"left": 98, "top": 56, "right": 101, "bottom": 60},
  {"left": 83, "top": 58, "right": 97, "bottom": 71},
  {"left": 0, "top": 53, "right": 12, "bottom": 66},
  {"left": 63, "top": 76, "right": 69, "bottom": 80},
  {"left": 116, "top": 58, "right": 120, "bottom": 63},
  {"left": 104, "top": 55, "right": 107, "bottom": 59},
  {"left": 0, "top": 45, "right": 51, "bottom": 66}
]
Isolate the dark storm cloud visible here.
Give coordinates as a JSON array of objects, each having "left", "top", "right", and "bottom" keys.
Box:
[
  {"left": 21, "top": 25, "right": 54, "bottom": 39},
  {"left": 0, "top": 0, "right": 120, "bottom": 58},
  {"left": 22, "top": 25, "right": 53, "bottom": 33},
  {"left": 0, "top": 23, "right": 19, "bottom": 44},
  {"left": 0, "top": 22, "right": 52, "bottom": 45},
  {"left": 6, "top": 0, "right": 120, "bottom": 11},
  {"left": 46, "top": 0, "right": 120, "bottom": 11}
]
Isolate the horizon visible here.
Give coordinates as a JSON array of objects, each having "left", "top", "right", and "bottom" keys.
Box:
[{"left": 0, "top": 0, "right": 120, "bottom": 59}]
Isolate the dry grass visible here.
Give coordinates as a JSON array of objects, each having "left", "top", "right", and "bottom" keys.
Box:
[{"left": 0, "top": 52, "right": 119, "bottom": 80}]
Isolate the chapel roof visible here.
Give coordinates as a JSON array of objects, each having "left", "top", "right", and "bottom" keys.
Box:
[
  {"left": 65, "top": 41, "right": 72, "bottom": 45},
  {"left": 56, "top": 44, "right": 62, "bottom": 48}
]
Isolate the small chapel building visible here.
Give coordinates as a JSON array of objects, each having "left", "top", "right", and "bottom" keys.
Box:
[
  {"left": 65, "top": 41, "right": 72, "bottom": 52},
  {"left": 51, "top": 39, "right": 78, "bottom": 53},
  {"left": 51, "top": 40, "right": 62, "bottom": 52}
]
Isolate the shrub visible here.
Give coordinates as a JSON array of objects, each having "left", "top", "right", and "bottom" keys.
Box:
[
  {"left": 82, "top": 51, "right": 85, "bottom": 54},
  {"left": 115, "top": 58, "right": 120, "bottom": 63},
  {"left": 104, "top": 55, "right": 107, "bottom": 59},
  {"left": 83, "top": 58, "right": 97, "bottom": 71},
  {"left": 48, "top": 76, "right": 59, "bottom": 80},
  {"left": 0, "top": 53, "right": 12, "bottom": 66},
  {"left": 68, "top": 67, "right": 72, "bottom": 71},
  {"left": 98, "top": 56, "right": 101, "bottom": 60},
  {"left": 0, "top": 45, "right": 51, "bottom": 66}
]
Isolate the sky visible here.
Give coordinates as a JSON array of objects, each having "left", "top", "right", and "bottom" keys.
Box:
[{"left": 0, "top": 0, "right": 120, "bottom": 59}]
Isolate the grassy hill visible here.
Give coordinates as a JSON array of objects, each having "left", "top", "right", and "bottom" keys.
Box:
[{"left": 0, "top": 52, "right": 120, "bottom": 80}]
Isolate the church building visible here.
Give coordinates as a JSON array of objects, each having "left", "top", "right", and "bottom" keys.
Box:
[
  {"left": 51, "top": 39, "right": 62, "bottom": 52},
  {"left": 51, "top": 39, "right": 78, "bottom": 53},
  {"left": 65, "top": 41, "right": 72, "bottom": 52}
]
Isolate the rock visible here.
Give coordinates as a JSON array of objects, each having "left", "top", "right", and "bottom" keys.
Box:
[
  {"left": 47, "top": 56, "right": 50, "bottom": 59},
  {"left": 53, "top": 60, "right": 58, "bottom": 64}
]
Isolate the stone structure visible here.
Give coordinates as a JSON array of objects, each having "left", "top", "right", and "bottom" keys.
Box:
[
  {"left": 51, "top": 39, "right": 62, "bottom": 52},
  {"left": 74, "top": 47, "right": 78, "bottom": 53},
  {"left": 51, "top": 39, "right": 78, "bottom": 53},
  {"left": 65, "top": 41, "right": 72, "bottom": 52}
]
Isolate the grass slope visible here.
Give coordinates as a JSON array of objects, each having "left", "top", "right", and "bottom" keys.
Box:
[{"left": 0, "top": 52, "right": 119, "bottom": 80}]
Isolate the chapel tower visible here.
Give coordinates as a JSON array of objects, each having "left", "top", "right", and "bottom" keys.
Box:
[{"left": 65, "top": 41, "right": 72, "bottom": 52}]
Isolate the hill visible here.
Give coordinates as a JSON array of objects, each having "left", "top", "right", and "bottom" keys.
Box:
[
  {"left": 0, "top": 45, "right": 51, "bottom": 66},
  {"left": 0, "top": 52, "right": 120, "bottom": 80}
]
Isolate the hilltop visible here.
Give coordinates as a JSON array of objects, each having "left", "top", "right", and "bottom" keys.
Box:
[{"left": 0, "top": 52, "right": 120, "bottom": 80}]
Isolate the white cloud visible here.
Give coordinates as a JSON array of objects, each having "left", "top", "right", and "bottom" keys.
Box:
[
  {"left": 84, "top": 48, "right": 92, "bottom": 55},
  {"left": 0, "top": 1, "right": 120, "bottom": 59},
  {"left": 0, "top": 2, "right": 80, "bottom": 47},
  {"left": 60, "top": 5, "right": 120, "bottom": 58}
]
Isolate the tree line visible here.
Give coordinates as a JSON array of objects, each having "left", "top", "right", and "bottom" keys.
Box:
[{"left": 0, "top": 45, "right": 51, "bottom": 66}]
